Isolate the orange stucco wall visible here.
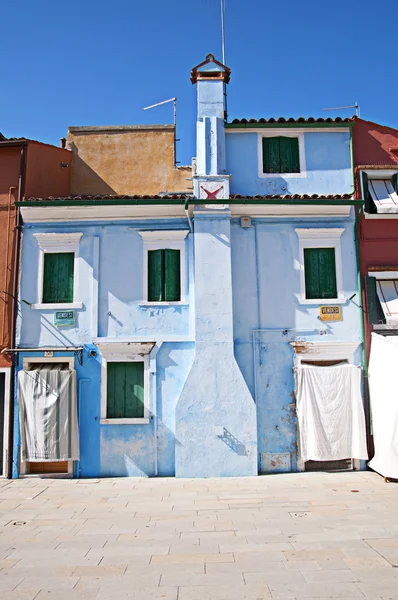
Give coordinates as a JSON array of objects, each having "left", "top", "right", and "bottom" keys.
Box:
[
  {"left": 0, "top": 148, "right": 20, "bottom": 367},
  {"left": 25, "top": 142, "right": 71, "bottom": 198},
  {"left": 67, "top": 126, "right": 192, "bottom": 195},
  {"left": 0, "top": 142, "right": 71, "bottom": 367}
]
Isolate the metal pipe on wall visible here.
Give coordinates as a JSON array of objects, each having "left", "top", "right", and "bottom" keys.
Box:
[{"left": 7, "top": 145, "right": 26, "bottom": 478}]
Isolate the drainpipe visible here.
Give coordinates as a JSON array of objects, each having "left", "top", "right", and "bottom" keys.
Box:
[
  {"left": 7, "top": 144, "right": 26, "bottom": 478},
  {"left": 354, "top": 204, "right": 371, "bottom": 459},
  {"left": 76, "top": 378, "right": 90, "bottom": 478}
]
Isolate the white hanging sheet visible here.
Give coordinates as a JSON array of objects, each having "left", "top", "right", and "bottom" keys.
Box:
[
  {"left": 296, "top": 364, "right": 368, "bottom": 462},
  {"left": 369, "top": 179, "right": 398, "bottom": 214},
  {"left": 368, "top": 333, "right": 398, "bottom": 479},
  {"left": 18, "top": 368, "right": 79, "bottom": 461}
]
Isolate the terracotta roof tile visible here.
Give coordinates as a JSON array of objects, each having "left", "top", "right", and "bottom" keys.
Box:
[{"left": 230, "top": 117, "right": 354, "bottom": 124}]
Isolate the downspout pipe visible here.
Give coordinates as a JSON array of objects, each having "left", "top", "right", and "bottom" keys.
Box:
[
  {"left": 7, "top": 144, "right": 26, "bottom": 478},
  {"left": 354, "top": 204, "right": 371, "bottom": 459}
]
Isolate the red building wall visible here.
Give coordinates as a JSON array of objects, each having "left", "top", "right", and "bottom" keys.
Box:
[
  {"left": 352, "top": 118, "right": 398, "bottom": 360},
  {"left": 0, "top": 140, "right": 71, "bottom": 367}
]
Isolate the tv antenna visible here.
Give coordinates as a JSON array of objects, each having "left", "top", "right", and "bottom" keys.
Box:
[
  {"left": 322, "top": 102, "right": 360, "bottom": 117},
  {"left": 143, "top": 97, "right": 179, "bottom": 164},
  {"left": 221, "top": 0, "right": 226, "bottom": 65}
]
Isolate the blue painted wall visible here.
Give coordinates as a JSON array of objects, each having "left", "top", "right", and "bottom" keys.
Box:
[
  {"left": 17, "top": 220, "right": 193, "bottom": 347},
  {"left": 230, "top": 215, "right": 362, "bottom": 472},
  {"left": 14, "top": 219, "right": 195, "bottom": 478},
  {"left": 226, "top": 130, "right": 352, "bottom": 196}
]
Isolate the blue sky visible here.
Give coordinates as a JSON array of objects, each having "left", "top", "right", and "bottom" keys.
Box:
[{"left": 1, "top": 0, "right": 397, "bottom": 166}]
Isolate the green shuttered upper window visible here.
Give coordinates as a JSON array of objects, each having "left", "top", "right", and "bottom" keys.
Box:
[
  {"left": 148, "top": 249, "right": 181, "bottom": 302},
  {"left": 262, "top": 136, "right": 300, "bottom": 174},
  {"left": 43, "top": 252, "right": 74, "bottom": 304},
  {"left": 107, "top": 362, "right": 145, "bottom": 419},
  {"left": 304, "top": 248, "right": 338, "bottom": 300}
]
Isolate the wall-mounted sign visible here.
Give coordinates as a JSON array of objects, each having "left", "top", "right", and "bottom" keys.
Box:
[
  {"left": 320, "top": 306, "right": 342, "bottom": 321},
  {"left": 54, "top": 310, "right": 76, "bottom": 327}
]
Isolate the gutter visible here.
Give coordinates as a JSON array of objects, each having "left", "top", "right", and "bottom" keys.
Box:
[
  {"left": 7, "top": 144, "right": 26, "bottom": 478},
  {"left": 225, "top": 122, "right": 355, "bottom": 130},
  {"left": 17, "top": 198, "right": 364, "bottom": 209}
]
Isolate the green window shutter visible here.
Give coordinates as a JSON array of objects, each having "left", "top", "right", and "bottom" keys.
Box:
[
  {"left": 364, "top": 276, "right": 385, "bottom": 325},
  {"left": 107, "top": 362, "right": 144, "bottom": 419},
  {"left": 361, "top": 171, "right": 375, "bottom": 213},
  {"left": 148, "top": 249, "right": 164, "bottom": 302},
  {"left": 43, "top": 252, "right": 74, "bottom": 304},
  {"left": 262, "top": 137, "right": 281, "bottom": 173},
  {"left": 124, "top": 362, "right": 144, "bottom": 418},
  {"left": 279, "top": 137, "right": 300, "bottom": 173},
  {"left": 164, "top": 249, "right": 181, "bottom": 301},
  {"left": 392, "top": 173, "right": 398, "bottom": 194},
  {"left": 304, "top": 248, "right": 337, "bottom": 300}
]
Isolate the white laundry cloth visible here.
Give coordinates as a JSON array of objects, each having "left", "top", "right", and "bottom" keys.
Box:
[
  {"left": 296, "top": 364, "right": 368, "bottom": 462},
  {"left": 368, "top": 333, "right": 398, "bottom": 479}
]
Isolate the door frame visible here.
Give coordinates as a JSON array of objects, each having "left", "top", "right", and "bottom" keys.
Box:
[
  {"left": 0, "top": 368, "right": 10, "bottom": 478},
  {"left": 292, "top": 341, "right": 361, "bottom": 471},
  {"left": 19, "top": 357, "right": 75, "bottom": 477}
]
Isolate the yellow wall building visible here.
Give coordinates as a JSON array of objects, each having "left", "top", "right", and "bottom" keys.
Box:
[{"left": 67, "top": 125, "right": 191, "bottom": 195}]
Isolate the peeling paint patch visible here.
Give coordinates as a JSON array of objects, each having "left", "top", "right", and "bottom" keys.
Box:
[{"left": 291, "top": 341, "right": 314, "bottom": 354}]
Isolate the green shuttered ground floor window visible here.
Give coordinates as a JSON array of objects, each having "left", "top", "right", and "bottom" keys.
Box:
[
  {"left": 304, "top": 247, "right": 337, "bottom": 300},
  {"left": 107, "top": 362, "right": 145, "bottom": 419},
  {"left": 43, "top": 252, "right": 74, "bottom": 304},
  {"left": 148, "top": 249, "right": 181, "bottom": 302}
]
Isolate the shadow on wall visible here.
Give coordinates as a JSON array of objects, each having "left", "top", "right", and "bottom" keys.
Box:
[{"left": 69, "top": 142, "right": 117, "bottom": 195}]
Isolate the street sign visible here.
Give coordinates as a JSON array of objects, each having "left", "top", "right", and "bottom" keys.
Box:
[
  {"left": 319, "top": 306, "right": 342, "bottom": 321},
  {"left": 54, "top": 310, "right": 76, "bottom": 327}
]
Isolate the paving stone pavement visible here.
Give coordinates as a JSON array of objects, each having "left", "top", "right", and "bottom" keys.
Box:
[{"left": 0, "top": 471, "right": 397, "bottom": 599}]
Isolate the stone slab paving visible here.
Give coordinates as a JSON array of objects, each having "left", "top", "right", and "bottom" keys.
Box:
[{"left": 0, "top": 471, "right": 397, "bottom": 599}]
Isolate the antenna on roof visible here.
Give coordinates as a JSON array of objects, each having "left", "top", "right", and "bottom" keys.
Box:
[
  {"left": 143, "top": 97, "right": 178, "bottom": 164},
  {"left": 221, "top": 0, "right": 226, "bottom": 65},
  {"left": 322, "top": 102, "right": 360, "bottom": 117}
]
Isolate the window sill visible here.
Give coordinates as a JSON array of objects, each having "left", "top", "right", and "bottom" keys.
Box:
[
  {"left": 31, "top": 302, "right": 83, "bottom": 310},
  {"left": 297, "top": 297, "right": 346, "bottom": 306},
  {"left": 100, "top": 418, "right": 150, "bottom": 425},
  {"left": 364, "top": 212, "right": 398, "bottom": 219},
  {"left": 259, "top": 172, "right": 307, "bottom": 179},
  {"left": 138, "top": 301, "right": 189, "bottom": 307}
]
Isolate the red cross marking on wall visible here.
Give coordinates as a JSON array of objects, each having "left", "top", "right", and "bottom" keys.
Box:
[{"left": 200, "top": 185, "right": 224, "bottom": 199}]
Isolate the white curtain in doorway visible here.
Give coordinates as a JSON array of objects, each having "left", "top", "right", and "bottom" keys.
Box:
[
  {"left": 18, "top": 368, "right": 79, "bottom": 461},
  {"left": 368, "top": 333, "right": 398, "bottom": 479},
  {"left": 296, "top": 364, "right": 368, "bottom": 462}
]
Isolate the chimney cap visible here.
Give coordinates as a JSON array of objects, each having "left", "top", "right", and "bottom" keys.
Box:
[{"left": 190, "top": 53, "right": 231, "bottom": 84}]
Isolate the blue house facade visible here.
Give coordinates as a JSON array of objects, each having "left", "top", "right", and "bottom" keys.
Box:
[{"left": 12, "top": 55, "right": 366, "bottom": 478}]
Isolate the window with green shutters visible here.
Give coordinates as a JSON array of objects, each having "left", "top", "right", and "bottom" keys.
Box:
[
  {"left": 262, "top": 136, "right": 300, "bottom": 173},
  {"left": 42, "top": 252, "right": 75, "bottom": 304},
  {"left": 304, "top": 248, "right": 338, "bottom": 300},
  {"left": 148, "top": 249, "right": 181, "bottom": 302},
  {"left": 107, "top": 362, "right": 145, "bottom": 419}
]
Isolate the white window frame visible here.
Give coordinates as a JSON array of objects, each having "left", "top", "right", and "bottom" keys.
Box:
[
  {"left": 138, "top": 230, "right": 189, "bottom": 305},
  {"left": 362, "top": 169, "right": 398, "bottom": 219},
  {"left": 99, "top": 343, "right": 153, "bottom": 425},
  {"left": 295, "top": 228, "right": 345, "bottom": 305},
  {"left": 32, "top": 233, "right": 83, "bottom": 310},
  {"left": 20, "top": 357, "right": 75, "bottom": 477},
  {"left": 258, "top": 130, "right": 307, "bottom": 179}
]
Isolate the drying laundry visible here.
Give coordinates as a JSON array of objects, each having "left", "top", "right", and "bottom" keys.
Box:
[{"left": 296, "top": 364, "right": 368, "bottom": 462}]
